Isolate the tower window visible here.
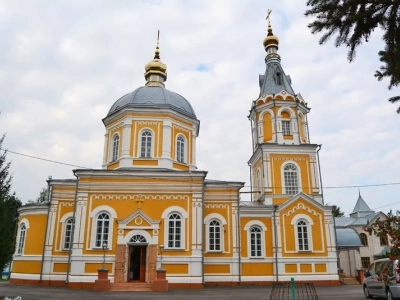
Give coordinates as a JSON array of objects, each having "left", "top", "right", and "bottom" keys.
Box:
[
  {"left": 282, "top": 120, "right": 291, "bottom": 136},
  {"left": 176, "top": 135, "right": 185, "bottom": 163},
  {"left": 140, "top": 130, "right": 152, "bottom": 158},
  {"left": 283, "top": 163, "right": 299, "bottom": 195},
  {"left": 111, "top": 134, "right": 119, "bottom": 161}
]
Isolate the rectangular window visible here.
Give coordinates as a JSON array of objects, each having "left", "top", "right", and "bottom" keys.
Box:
[
  {"left": 379, "top": 234, "right": 388, "bottom": 246},
  {"left": 361, "top": 257, "right": 371, "bottom": 269},
  {"left": 282, "top": 121, "right": 291, "bottom": 136},
  {"left": 284, "top": 172, "right": 299, "bottom": 194}
]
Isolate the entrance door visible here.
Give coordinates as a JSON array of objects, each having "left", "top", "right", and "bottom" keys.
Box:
[{"left": 128, "top": 245, "right": 146, "bottom": 282}]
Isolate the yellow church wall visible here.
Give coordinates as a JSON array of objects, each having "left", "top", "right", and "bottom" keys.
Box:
[
  {"left": 315, "top": 263, "right": 327, "bottom": 273},
  {"left": 79, "top": 176, "right": 202, "bottom": 184},
  {"left": 107, "top": 161, "right": 120, "bottom": 169},
  {"left": 298, "top": 114, "right": 306, "bottom": 143},
  {"left": 133, "top": 159, "right": 158, "bottom": 166},
  {"left": 242, "top": 263, "right": 273, "bottom": 276},
  {"left": 272, "top": 197, "right": 290, "bottom": 205},
  {"left": 279, "top": 198, "right": 327, "bottom": 257},
  {"left": 171, "top": 125, "right": 192, "bottom": 164},
  {"left": 300, "top": 264, "right": 312, "bottom": 273},
  {"left": 84, "top": 263, "right": 113, "bottom": 273},
  {"left": 270, "top": 154, "right": 312, "bottom": 195},
  {"left": 204, "top": 264, "right": 230, "bottom": 274},
  {"left": 84, "top": 193, "right": 193, "bottom": 256},
  {"left": 12, "top": 261, "right": 42, "bottom": 274},
  {"left": 172, "top": 162, "right": 189, "bottom": 171},
  {"left": 53, "top": 263, "right": 68, "bottom": 273},
  {"left": 281, "top": 111, "right": 290, "bottom": 119},
  {"left": 240, "top": 218, "right": 272, "bottom": 258},
  {"left": 285, "top": 264, "right": 297, "bottom": 273},
  {"left": 263, "top": 112, "right": 273, "bottom": 142},
  {"left": 163, "top": 264, "right": 188, "bottom": 274},
  {"left": 22, "top": 214, "right": 47, "bottom": 255}
]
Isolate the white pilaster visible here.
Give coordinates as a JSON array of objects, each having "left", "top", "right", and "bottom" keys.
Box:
[
  {"left": 102, "top": 132, "right": 109, "bottom": 168},
  {"left": 162, "top": 120, "right": 172, "bottom": 158},
  {"left": 121, "top": 120, "right": 132, "bottom": 157}
]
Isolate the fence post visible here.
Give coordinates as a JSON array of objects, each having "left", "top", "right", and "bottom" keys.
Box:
[{"left": 291, "top": 277, "right": 296, "bottom": 300}]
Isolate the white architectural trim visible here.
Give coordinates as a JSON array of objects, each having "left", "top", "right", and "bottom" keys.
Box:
[
  {"left": 162, "top": 206, "right": 188, "bottom": 250},
  {"left": 89, "top": 205, "right": 117, "bottom": 250},
  {"left": 60, "top": 212, "right": 73, "bottom": 223},
  {"left": 123, "top": 229, "right": 154, "bottom": 244},
  {"left": 59, "top": 212, "right": 74, "bottom": 251},
  {"left": 277, "top": 106, "right": 295, "bottom": 117},
  {"left": 204, "top": 213, "right": 226, "bottom": 253},
  {"left": 244, "top": 220, "right": 267, "bottom": 258},
  {"left": 204, "top": 213, "right": 227, "bottom": 225}
]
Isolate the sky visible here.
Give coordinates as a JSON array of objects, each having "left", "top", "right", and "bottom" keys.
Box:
[{"left": 0, "top": 0, "right": 399, "bottom": 216}]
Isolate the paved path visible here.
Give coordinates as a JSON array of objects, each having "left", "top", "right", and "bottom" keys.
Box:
[{"left": 0, "top": 282, "right": 384, "bottom": 300}]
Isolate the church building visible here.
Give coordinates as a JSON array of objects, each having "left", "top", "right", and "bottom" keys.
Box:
[{"left": 10, "top": 19, "right": 339, "bottom": 290}]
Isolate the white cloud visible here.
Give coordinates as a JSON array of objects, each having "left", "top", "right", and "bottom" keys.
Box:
[{"left": 0, "top": 0, "right": 399, "bottom": 214}]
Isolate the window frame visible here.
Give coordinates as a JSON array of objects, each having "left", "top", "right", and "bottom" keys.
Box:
[
  {"left": 176, "top": 134, "right": 186, "bottom": 163},
  {"left": 359, "top": 233, "right": 368, "bottom": 246},
  {"left": 166, "top": 213, "right": 183, "bottom": 249},
  {"left": 249, "top": 225, "right": 263, "bottom": 258},
  {"left": 111, "top": 133, "right": 120, "bottom": 162},
  {"left": 244, "top": 220, "right": 267, "bottom": 259},
  {"left": 282, "top": 162, "right": 300, "bottom": 195},
  {"left": 94, "top": 212, "right": 111, "bottom": 248},
  {"left": 208, "top": 219, "right": 223, "bottom": 252},
  {"left": 140, "top": 129, "right": 153, "bottom": 158},
  {"left": 379, "top": 233, "right": 389, "bottom": 246},
  {"left": 62, "top": 217, "right": 75, "bottom": 251},
  {"left": 16, "top": 222, "right": 27, "bottom": 255},
  {"left": 282, "top": 120, "right": 291, "bottom": 136}
]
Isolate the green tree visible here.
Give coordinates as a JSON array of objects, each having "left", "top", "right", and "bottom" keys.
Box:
[
  {"left": 27, "top": 186, "right": 48, "bottom": 204},
  {"left": 332, "top": 205, "right": 345, "bottom": 217},
  {"left": 0, "top": 134, "right": 22, "bottom": 273},
  {"left": 305, "top": 0, "right": 400, "bottom": 112},
  {"left": 365, "top": 210, "right": 400, "bottom": 285}
]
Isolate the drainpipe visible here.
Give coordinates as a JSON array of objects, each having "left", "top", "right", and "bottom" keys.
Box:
[
  {"left": 316, "top": 144, "right": 324, "bottom": 205},
  {"left": 66, "top": 171, "right": 79, "bottom": 285},
  {"left": 237, "top": 189, "right": 242, "bottom": 283},
  {"left": 201, "top": 175, "right": 205, "bottom": 285},
  {"left": 273, "top": 205, "right": 279, "bottom": 282},
  {"left": 39, "top": 177, "right": 53, "bottom": 282}
]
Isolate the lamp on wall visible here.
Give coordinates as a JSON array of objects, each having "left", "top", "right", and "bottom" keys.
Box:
[{"left": 102, "top": 242, "right": 108, "bottom": 270}]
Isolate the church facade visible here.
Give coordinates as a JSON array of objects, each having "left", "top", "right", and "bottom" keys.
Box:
[{"left": 10, "top": 21, "right": 339, "bottom": 289}]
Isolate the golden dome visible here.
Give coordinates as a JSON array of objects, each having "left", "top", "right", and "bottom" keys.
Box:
[
  {"left": 144, "top": 44, "right": 167, "bottom": 79},
  {"left": 263, "top": 25, "right": 279, "bottom": 49}
]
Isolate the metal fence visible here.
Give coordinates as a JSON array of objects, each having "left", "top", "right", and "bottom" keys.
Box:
[{"left": 270, "top": 280, "right": 318, "bottom": 300}]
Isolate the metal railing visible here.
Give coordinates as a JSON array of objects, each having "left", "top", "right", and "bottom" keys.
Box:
[{"left": 270, "top": 279, "right": 318, "bottom": 300}]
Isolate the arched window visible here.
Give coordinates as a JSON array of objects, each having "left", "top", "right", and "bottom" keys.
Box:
[
  {"left": 17, "top": 223, "right": 27, "bottom": 254},
  {"left": 250, "top": 226, "right": 263, "bottom": 257},
  {"left": 284, "top": 163, "right": 299, "bottom": 195},
  {"left": 63, "top": 218, "right": 75, "bottom": 250},
  {"left": 140, "top": 130, "right": 152, "bottom": 158},
  {"left": 360, "top": 233, "right": 368, "bottom": 246},
  {"left": 112, "top": 134, "right": 119, "bottom": 161},
  {"left": 129, "top": 234, "right": 147, "bottom": 243},
  {"left": 95, "top": 213, "right": 110, "bottom": 248},
  {"left": 176, "top": 135, "right": 185, "bottom": 163},
  {"left": 297, "top": 220, "right": 309, "bottom": 251},
  {"left": 209, "top": 220, "right": 222, "bottom": 251},
  {"left": 167, "top": 213, "right": 182, "bottom": 248}
]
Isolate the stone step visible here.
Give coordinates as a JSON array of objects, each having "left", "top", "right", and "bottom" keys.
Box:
[
  {"left": 109, "top": 282, "right": 153, "bottom": 292},
  {"left": 342, "top": 277, "right": 360, "bottom": 285}
]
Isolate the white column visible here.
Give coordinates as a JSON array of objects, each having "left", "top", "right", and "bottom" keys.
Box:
[
  {"left": 258, "top": 121, "right": 263, "bottom": 143},
  {"left": 121, "top": 120, "right": 132, "bottom": 157},
  {"left": 102, "top": 132, "right": 109, "bottom": 168},
  {"left": 191, "top": 133, "right": 197, "bottom": 167},
  {"left": 292, "top": 117, "right": 300, "bottom": 145},
  {"left": 162, "top": 120, "right": 172, "bottom": 158}
]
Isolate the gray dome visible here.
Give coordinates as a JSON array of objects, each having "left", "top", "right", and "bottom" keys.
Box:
[{"left": 108, "top": 86, "right": 196, "bottom": 118}]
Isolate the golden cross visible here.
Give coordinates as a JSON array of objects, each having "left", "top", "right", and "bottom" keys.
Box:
[
  {"left": 266, "top": 9, "right": 272, "bottom": 26},
  {"left": 135, "top": 196, "right": 145, "bottom": 209}
]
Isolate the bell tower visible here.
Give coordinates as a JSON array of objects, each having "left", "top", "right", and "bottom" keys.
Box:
[{"left": 248, "top": 13, "right": 322, "bottom": 205}]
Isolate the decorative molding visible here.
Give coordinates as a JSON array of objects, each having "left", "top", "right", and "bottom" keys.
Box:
[
  {"left": 109, "top": 122, "right": 124, "bottom": 132},
  {"left": 91, "top": 194, "right": 189, "bottom": 201},
  {"left": 137, "top": 121, "right": 160, "bottom": 125},
  {"left": 284, "top": 203, "right": 321, "bottom": 218},
  {"left": 273, "top": 157, "right": 307, "bottom": 161},
  {"left": 204, "top": 204, "right": 228, "bottom": 209},
  {"left": 172, "top": 124, "right": 191, "bottom": 133},
  {"left": 60, "top": 202, "right": 74, "bottom": 207}
]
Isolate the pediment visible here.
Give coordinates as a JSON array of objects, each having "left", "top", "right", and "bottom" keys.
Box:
[
  {"left": 277, "top": 192, "right": 327, "bottom": 213},
  {"left": 117, "top": 209, "right": 160, "bottom": 229}
]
